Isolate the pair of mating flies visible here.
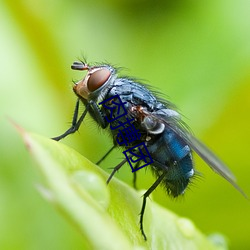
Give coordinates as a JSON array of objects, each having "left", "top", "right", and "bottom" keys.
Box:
[{"left": 52, "top": 60, "right": 246, "bottom": 240}]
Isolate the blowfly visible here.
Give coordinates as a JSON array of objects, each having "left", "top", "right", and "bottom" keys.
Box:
[{"left": 52, "top": 60, "right": 246, "bottom": 240}]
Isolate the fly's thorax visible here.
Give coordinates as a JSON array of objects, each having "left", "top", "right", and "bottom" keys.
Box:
[{"left": 73, "top": 64, "right": 117, "bottom": 102}]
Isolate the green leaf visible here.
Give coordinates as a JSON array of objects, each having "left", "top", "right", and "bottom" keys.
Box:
[{"left": 19, "top": 128, "right": 226, "bottom": 250}]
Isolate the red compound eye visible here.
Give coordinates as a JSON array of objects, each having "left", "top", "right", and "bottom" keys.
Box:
[{"left": 87, "top": 68, "right": 111, "bottom": 92}]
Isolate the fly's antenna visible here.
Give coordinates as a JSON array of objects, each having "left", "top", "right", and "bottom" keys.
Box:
[{"left": 71, "top": 61, "right": 89, "bottom": 71}]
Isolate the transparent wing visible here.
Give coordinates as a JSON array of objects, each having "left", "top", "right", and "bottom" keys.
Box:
[{"left": 142, "top": 109, "right": 247, "bottom": 198}]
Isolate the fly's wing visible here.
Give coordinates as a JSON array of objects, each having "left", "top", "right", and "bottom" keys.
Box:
[
  {"left": 179, "top": 130, "right": 247, "bottom": 198},
  {"left": 148, "top": 110, "right": 247, "bottom": 198}
]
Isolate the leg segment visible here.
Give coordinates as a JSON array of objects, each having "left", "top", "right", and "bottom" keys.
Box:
[
  {"left": 132, "top": 161, "right": 141, "bottom": 189},
  {"left": 140, "top": 172, "right": 166, "bottom": 240},
  {"left": 52, "top": 100, "right": 89, "bottom": 141},
  {"left": 107, "top": 158, "right": 127, "bottom": 184},
  {"left": 96, "top": 145, "right": 116, "bottom": 165},
  {"left": 89, "top": 100, "right": 107, "bottom": 129}
]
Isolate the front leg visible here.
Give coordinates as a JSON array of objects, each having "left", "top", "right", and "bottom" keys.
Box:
[
  {"left": 52, "top": 99, "right": 109, "bottom": 141},
  {"left": 52, "top": 99, "right": 89, "bottom": 141},
  {"left": 88, "top": 100, "right": 108, "bottom": 129}
]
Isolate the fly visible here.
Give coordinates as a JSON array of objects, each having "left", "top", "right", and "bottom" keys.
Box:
[{"left": 52, "top": 60, "right": 247, "bottom": 240}]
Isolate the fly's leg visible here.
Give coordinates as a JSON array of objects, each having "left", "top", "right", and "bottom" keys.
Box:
[
  {"left": 96, "top": 145, "right": 116, "bottom": 165},
  {"left": 133, "top": 171, "right": 137, "bottom": 189},
  {"left": 132, "top": 161, "right": 141, "bottom": 189},
  {"left": 52, "top": 99, "right": 108, "bottom": 141},
  {"left": 107, "top": 158, "right": 127, "bottom": 184},
  {"left": 89, "top": 100, "right": 107, "bottom": 129},
  {"left": 140, "top": 172, "right": 166, "bottom": 240},
  {"left": 52, "top": 99, "right": 88, "bottom": 141},
  {"left": 106, "top": 158, "right": 139, "bottom": 188}
]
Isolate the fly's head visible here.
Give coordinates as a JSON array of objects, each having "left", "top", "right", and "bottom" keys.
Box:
[{"left": 72, "top": 61, "right": 116, "bottom": 101}]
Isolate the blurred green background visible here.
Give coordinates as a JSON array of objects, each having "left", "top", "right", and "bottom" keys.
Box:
[{"left": 1, "top": 0, "right": 250, "bottom": 249}]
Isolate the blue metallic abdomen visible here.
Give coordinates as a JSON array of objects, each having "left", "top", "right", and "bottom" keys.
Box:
[{"left": 147, "top": 128, "right": 193, "bottom": 197}]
